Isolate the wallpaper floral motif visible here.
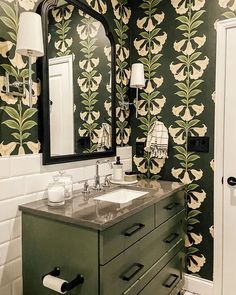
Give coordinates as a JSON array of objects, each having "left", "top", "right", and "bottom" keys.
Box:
[
  {"left": 220, "top": 0, "right": 236, "bottom": 8},
  {"left": 48, "top": 5, "right": 111, "bottom": 153},
  {"left": 111, "top": 0, "right": 131, "bottom": 146},
  {"left": 0, "top": 0, "right": 131, "bottom": 156},
  {"left": 77, "top": 11, "right": 111, "bottom": 152},
  {"left": 50, "top": 4, "right": 74, "bottom": 56},
  {"left": 86, "top": 0, "right": 107, "bottom": 14},
  {"left": 131, "top": 0, "right": 167, "bottom": 180},
  {"left": 219, "top": 0, "right": 236, "bottom": 17},
  {"left": 85, "top": 0, "right": 132, "bottom": 146},
  {"left": 170, "top": 0, "right": 208, "bottom": 275},
  {"left": 0, "top": 0, "right": 40, "bottom": 155},
  {"left": 0, "top": 0, "right": 236, "bottom": 281},
  {"left": 129, "top": 0, "right": 219, "bottom": 280}
]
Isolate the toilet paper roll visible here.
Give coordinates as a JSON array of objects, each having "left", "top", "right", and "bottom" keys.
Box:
[{"left": 42, "top": 275, "right": 68, "bottom": 294}]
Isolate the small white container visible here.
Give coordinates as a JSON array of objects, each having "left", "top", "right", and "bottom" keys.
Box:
[
  {"left": 47, "top": 180, "right": 65, "bottom": 207},
  {"left": 54, "top": 171, "right": 73, "bottom": 200},
  {"left": 113, "top": 156, "right": 123, "bottom": 181}
]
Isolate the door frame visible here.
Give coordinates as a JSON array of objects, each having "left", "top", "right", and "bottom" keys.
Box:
[
  {"left": 214, "top": 18, "right": 236, "bottom": 295},
  {"left": 49, "top": 54, "right": 73, "bottom": 79}
]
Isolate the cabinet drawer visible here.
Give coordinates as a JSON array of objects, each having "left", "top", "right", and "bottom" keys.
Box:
[
  {"left": 138, "top": 252, "right": 183, "bottom": 295},
  {"left": 100, "top": 210, "right": 185, "bottom": 295},
  {"left": 122, "top": 246, "right": 184, "bottom": 295},
  {"left": 99, "top": 206, "right": 155, "bottom": 265},
  {"left": 155, "top": 190, "right": 185, "bottom": 227}
]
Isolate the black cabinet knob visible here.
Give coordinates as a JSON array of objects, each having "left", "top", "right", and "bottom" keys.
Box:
[{"left": 227, "top": 177, "right": 236, "bottom": 186}]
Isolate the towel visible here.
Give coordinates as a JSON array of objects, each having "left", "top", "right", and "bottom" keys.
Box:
[
  {"left": 145, "top": 121, "right": 169, "bottom": 158},
  {"left": 97, "top": 123, "right": 112, "bottom": 151}
]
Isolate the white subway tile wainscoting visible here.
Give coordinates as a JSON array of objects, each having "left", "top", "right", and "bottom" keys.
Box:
[{"left": 0, "top": 147, "right": 132, "bottom": 295}]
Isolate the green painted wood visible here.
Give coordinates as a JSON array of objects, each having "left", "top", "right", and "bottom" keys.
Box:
[
  {"left": 22, "top": 213, "right": 99, "bottom": 295},
  {"left": 99, "top": 206, "right": 155, "bottom": 265},
  {"left": 100, "top": 210, "right": 185, "bottom": 295},
  {"left": 138, "top": 252, "right": 183, "bottom": 295},
  {"left": 155, "top": 191, "right": 185, "bottom": 228},
  {"left": 22, "top": 189, "right": 186, "bottom": 295},
  {"left": 123, "top": 245, "right": 184, "bottom": 295}
]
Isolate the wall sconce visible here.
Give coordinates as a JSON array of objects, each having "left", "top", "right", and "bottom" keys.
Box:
[
  {"left": 130, "top": 63, "right": 145, "bottom": 117},
  {"left": 120, "top": 63, "right": 145, "bottom": 117},
  {"left": 4, "top": 12, "right": 44, "bottom": 108}
]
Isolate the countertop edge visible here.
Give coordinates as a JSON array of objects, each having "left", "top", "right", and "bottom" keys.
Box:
[{"left": 19, "top": 182, "right": 186, "bottom": 231}]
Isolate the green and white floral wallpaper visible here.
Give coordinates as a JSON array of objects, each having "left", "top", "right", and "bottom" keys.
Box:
[
  {"left": 0, "top": 0, "right": 131, "bottom": 155},
  {"left": 0, "top": 0, "right": 236, "bottom": 281},
  {"left": 0, "top": 0, "right": 41, "bottom": 155},
  {"left": 48, "top": 5, "right": 112, "bottom": 153},
  {"left": 129, "top": 0, "right": 236, "bottom": 281}
]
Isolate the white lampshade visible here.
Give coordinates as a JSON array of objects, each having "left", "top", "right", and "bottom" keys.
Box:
[
  {"left": 130, "top": 63, "right": 145, "bottom": 88},
  {"left": 16, "top": 12, "right": 44, "bottom": 57}
]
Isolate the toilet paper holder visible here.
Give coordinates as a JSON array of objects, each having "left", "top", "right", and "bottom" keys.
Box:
[{"left": 42, "top": 267, "right": 84, "bottom": 292}]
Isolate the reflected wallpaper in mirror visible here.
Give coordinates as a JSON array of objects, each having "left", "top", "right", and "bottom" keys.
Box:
[{"left": 47, "top": 1, "right": 112, "bottom": 156}]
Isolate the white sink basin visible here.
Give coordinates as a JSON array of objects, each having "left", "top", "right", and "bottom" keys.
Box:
[{"left": 94, "top": 188, "right": 149, "bottom": 204}]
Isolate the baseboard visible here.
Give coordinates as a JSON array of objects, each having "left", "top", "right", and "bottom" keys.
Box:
[{"left": 184, "top": 274, "right": 213, "bottom": 295}]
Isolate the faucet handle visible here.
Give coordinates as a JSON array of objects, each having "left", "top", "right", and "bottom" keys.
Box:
[
  {"left": 103, "top": 174, "right": 112, "bottom": 188},
  {"left": 78, "top": 180, "right": 90, "bottom": 194},
  {"left": 82, "top": 180, "right": 90, "bottom": 194},
  {"left": 93, "top": 182, "right": 102, "bottom": 191}
]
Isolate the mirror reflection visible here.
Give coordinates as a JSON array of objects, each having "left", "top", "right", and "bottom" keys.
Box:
[{"left": 47, "top": 1, "right": 112, "bottom": 156}]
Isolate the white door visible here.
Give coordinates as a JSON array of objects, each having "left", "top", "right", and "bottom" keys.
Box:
[
  {"left": 49, "top": 55, "right": 74, "bottom": 155},
  {"left": 222, "top": 25, "right": 236, "bottom": 294},
  {"left": 215, "top": 19, "right": 236, "bottom": 295}
]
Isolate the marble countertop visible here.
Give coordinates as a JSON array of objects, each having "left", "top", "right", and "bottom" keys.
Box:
[{"left": 19, "top": 180, "right": 185, "bottom": 231}]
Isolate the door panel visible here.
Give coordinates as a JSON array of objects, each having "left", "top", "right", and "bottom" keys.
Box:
[
  {"left": 223, "top": 26, "right": 236, "bottom": 295},
  {"left": 49, "top": 55, "right": 74, "bottom": 155}
]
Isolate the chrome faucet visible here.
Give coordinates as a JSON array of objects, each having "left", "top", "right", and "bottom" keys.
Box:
[{"left": 94, "top": 159, "right": 112, "bottom": 191}]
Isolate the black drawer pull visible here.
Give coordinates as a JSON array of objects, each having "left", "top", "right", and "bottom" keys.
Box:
[
  {"left": 121, "top": 263, "right": 144, "bottom": 281},
  {"left": 163, "top": 274, "right": 179, "bottom": 288},
  {"left": 164, "top": 202, "right": 179, "bottom": 210},
  {"left": 164, "top": 233, "right": 179, "bottom": 244},
  {"left": 123, "top": 223, "right": 145, "bottom": 236}
]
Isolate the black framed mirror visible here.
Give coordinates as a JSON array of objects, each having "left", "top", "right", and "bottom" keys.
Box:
[{"left": 38, "top": 0, "right": 116, "bottom": 165}]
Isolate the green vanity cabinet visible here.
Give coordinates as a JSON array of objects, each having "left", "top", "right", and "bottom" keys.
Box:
[
  {"left": 20, "top": 181, "right": 186, "bottom": 295},
  {"left": 22, "top": 214, "right": 99, "bottom": 295}
]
